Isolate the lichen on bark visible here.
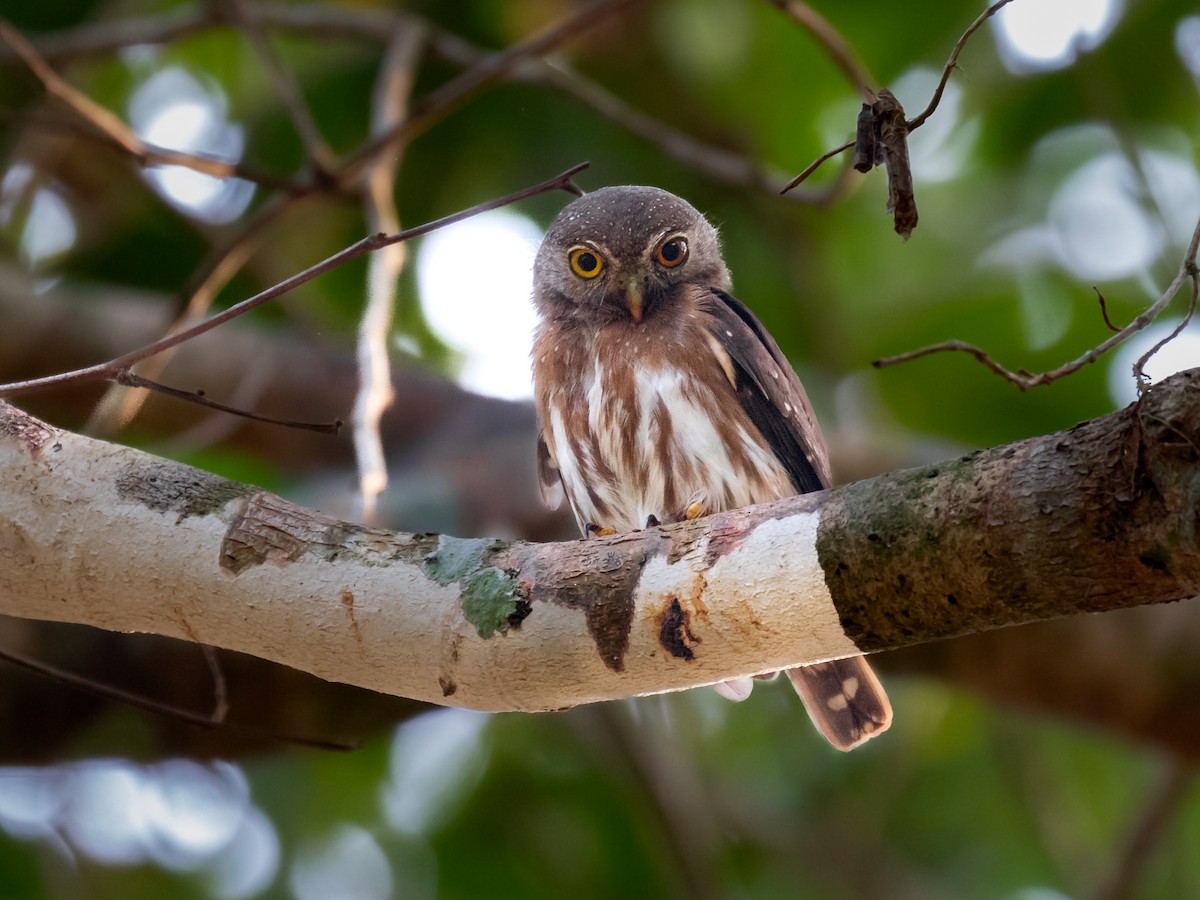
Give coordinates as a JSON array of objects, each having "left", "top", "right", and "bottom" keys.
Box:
[{"left": 817, "top": 369, "right": 1200, "bottom": 653}]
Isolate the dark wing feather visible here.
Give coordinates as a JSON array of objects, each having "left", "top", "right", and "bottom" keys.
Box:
[{"left": 704, "top": 289, "right": 831, "bottom": 493}]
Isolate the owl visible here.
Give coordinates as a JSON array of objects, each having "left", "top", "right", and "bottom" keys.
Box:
[{"left": 530, "top": 186, "right": 891, "bottom": 750}]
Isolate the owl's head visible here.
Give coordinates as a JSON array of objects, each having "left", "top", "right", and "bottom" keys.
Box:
[{"left": 533, "top": 186, "right": 730, "bottom": 324}]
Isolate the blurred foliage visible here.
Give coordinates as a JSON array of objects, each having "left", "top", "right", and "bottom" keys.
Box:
[{"left": 2, "top": 0, "right": 1200, "bottom": 897}]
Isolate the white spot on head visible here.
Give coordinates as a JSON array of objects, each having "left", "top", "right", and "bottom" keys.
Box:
[{"left": 725, "top": 330, "right": 733, "bottom": 337}]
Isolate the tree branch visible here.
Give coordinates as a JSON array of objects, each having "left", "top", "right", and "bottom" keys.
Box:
[
  {"left": 782, "top": 0, "right": 1014, "bottom": 190},
  {"left": 338, "top": 0, "right": 637, "bottom": 185},
  {"left": 223, "top": 0, "right": 338, "bottom": 175},
  {"left": 874, "top": 212, "right": 1200, "bottom": 390},
  {"left": 0, "top": 162, "right": 588, "bottom": 400},
  {"left": 763, "top": 0, "right": 877, "bottom": 102},
  {"left": 0, "top": 20, "right": 277, "bottom": 187},
  {"left": 3, "top": 366, "right": 1198, "bottom": 713},
  {"left": 354, "top": 25, "right": 426, "bottom": 523}
]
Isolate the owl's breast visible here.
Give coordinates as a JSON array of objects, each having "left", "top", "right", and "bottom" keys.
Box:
[{"left": 536, "top": 319, "right": 794, "bottom": 534}]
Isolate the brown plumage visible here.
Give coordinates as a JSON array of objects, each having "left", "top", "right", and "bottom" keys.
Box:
[{"left": 530, "top": 186, "right": 891, "bottom": 750}]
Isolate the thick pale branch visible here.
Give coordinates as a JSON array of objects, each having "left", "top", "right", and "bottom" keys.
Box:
[{"left": 2, "top": 369, "right": 1198, "bottom": 713}]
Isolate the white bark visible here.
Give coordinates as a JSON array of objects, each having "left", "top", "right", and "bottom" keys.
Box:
[
  {"left": 0, "top": 402, "right": 854, "bottom": 712},
  {"left": 7, "top": 366, "right": 1199, "bottom": 713}
]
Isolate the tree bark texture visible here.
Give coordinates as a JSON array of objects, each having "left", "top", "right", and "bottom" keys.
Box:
[{"left": 1, "top": 369, "right": 1198, "bottom": 713}]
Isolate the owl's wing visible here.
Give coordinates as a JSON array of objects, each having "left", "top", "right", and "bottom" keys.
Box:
[
  {"left": 704, "top": 289, "right": 832, "bottom": 493},
  {"left": 536, "top": 432, "right": 565, "bottom": 509}
]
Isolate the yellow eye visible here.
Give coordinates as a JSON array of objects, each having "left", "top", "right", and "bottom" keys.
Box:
[
  {"left": 656, "top": 236, "right": 688, "bottom": 268},
  {"left": 568, "top": 246, "right": 605, "bottom": 279}
]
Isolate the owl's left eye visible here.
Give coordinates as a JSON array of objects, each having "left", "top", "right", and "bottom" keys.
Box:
[{"left": 655, "top": 236, "right": 688, "bottom": 268}]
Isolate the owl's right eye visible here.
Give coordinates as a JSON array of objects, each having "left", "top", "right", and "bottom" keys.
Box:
[{"left": 568, "top": 246, "right": 605, "bottom": 279}]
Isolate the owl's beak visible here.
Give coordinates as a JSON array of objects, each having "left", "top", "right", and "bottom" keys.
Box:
[{"left": 624, "top": 280, "right": 644, "bottom": 323}]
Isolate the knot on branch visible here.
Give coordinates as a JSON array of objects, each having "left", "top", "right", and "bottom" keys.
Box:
[{"left": 1136, "top": 368, "right": 1200, "bottom": 464}]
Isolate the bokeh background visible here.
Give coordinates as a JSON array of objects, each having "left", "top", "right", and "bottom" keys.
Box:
[{"left": 2, "top": 0, "right": 1200, "bottom": 897}]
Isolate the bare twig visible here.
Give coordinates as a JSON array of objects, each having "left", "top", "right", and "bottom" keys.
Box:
[
  {"left": 1134, "top": 269, "right": 1199, "bottom": 391},
  {"left": 11, "top": 5, "right": 802, "bottom": 202},
  {"left": 0, "top": 20, "right": 274, "bottom": 186},
  {"left": 780, "top": 140, "right": 854, "bottom": 193},
  {"left": 1094, "top": 287, "right": 1122, "bottom": 332},
  {"left": 354, "top": 25, "right": 426, "bottom": 523},
  {"left": 1, "top": 5, "right": 210, "bottom": 61},
  {"left": 339, "top": 0, "right": 637, "bottom": 185},
  {"left": 0, "top": 162, "right": 589, "bottom": 399},
  {"left": 0, "top": 109, "right": 291, "bottom": 189},
  {"left": 874, "top": 214, "right": 1200, "bottom": 390},
  {"left": 224, "top": 0, "right": 338, "bottom": 175},
  {"left": 781, "top": 0, "right": 1014, "bottom": 191},
  {"left": 906, "top": 0, "right": 1017, "bottom": 132},
  {"left": 0, "top": 645, "right": 359, "bottom": 752},
  {"left": 1, "top": 3, "right": 403, "bottom": 62},
  {"left": 1091, "top": 758, "right": 1194, "bottom": 900},
  {"left": 529, "top": 60, "right": 785, "bottom": 193},
  {"left": 86, "top": 193, "right": 300, "bottom": 436},
  {"left": 425, "top": 23, "right": 841, "bottom": 201},
  {"left": 0, "top": 19, "right": 143, "bottom": 157},
  {"left": 115, "top": 370, "right": 342, "bottom": 433},
  {"left": 763, "top": 0, "right": 877, "bottom": 101},
  {"left": 161, "top": 354, "right": 277, "bottom": 451}
]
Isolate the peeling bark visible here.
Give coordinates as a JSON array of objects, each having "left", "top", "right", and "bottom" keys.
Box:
[{"left": 1, "top": 369, "right": 1198, "bottom": 713}]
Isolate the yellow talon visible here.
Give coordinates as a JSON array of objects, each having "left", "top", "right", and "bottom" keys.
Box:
[
  {"left": 685, "top": 501, "right": 707, "bottom": 521},
  {"left": 584, "top": 523, "right": 617, "bottom": 538}
]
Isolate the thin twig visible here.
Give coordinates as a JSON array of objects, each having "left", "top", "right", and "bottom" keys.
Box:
[
  {"left": 354, "top": 25, "right": 426, "bottom": 524},
  {"left": 224, "top": 0, "right": 338, "bottom": 175},
  {"left": 0, "top": 20, "right": 273, "bottom": 186},
  {"left": 425, "top": 23, "right": 842, "bottom": 201},
  {"left": 0, "top": 162, "right": 589, "bottom": 399},
  {"left": 780, "top": 140, "right": 853, "bottom": 193},
  {"left": 781, "top": 0, "right": 1014, "bottom": 190},
  {"left": 1094, "top": 287, "right": 1122, "bottom": 332},
  {"left": 1091, "top": 758, "right": 1194, "bottom": 900},
  {"left": 2, "top": 5, "right": 210, "bottom": 61},
  {"left": 161, "top": 354, "right": 277, "bottom": 450},
  {"left": 0, "top": 109, "right": 291, "bottom": 188},
  {"left": 12, "top": 5, "right": 801, "bottom": 202},
  {"left": 874, "top": 214, "right": 1200, "bottom": 390},
  {"left": 0, "top": 19, "right": 143, "bottom": 157},
  {"left": 1134, "top": 268, "right": 1198, "bottom": 391},
  {"left": 3, "top": 3, "right": 398, "bottom": 61},
  {"left": 906, "top": 0, "right": 1017, "bottom": 132},
  {"left": 115, "top": 370, "right": 342, "bottom": 433},
  {"left": 0, "top": 645, "right": 359, "bottom": 752},
  {"left": 339, "top": 0, "right": 637, "bottom": 185},
  {"left": 374, "top": 161, "right": 587, "bottom": 248},
  {"left": 86, "top": 193, "right": 300, "bottom": 436},
  {"left": 763, "top": 0, "right": 876, "bottom": 101}
]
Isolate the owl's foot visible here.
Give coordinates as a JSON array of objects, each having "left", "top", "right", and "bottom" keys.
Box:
[
  {"left": 684, "top": 500, "right": 709, "bottom": 521},
  {"left": 644, "top": 514, "right": 661, "bottom": 528},
  {"left": 584, "top": 523, "right": 617, "bottom": 539}
]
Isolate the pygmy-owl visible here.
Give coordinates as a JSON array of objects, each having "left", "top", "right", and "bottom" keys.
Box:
[{"left": 530, "top": 186, "right": 891, "bottom": 750}]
